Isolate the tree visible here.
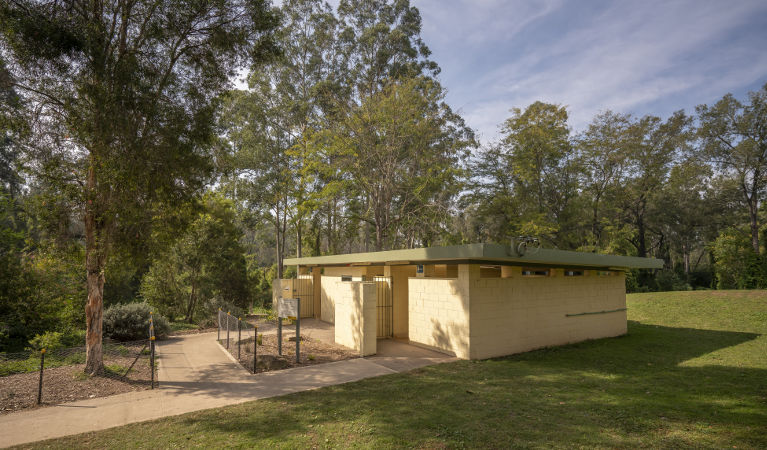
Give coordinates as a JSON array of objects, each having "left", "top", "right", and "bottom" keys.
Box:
[
  {"left": 141, "top": 195, "right": 250, "bottom": 323},
  {"left": 498, "top": 102, "right": 579, "bottom": 247},
  {"left": 0, "top": 0, "right": 277, "bottom": 374},
  {"left": 654, "top": 160, "right": 712, "bottom": 274},
  {"left": 337, "top": 0, "right": 439, "bottom": 99},
  {"left": 617, "top": 112, "right": 691, "bottom": 258},
  {"left": 697, "top": 83, "right": 767, "bottom": 254},
  {"left": 576, "top": 111, "right": 630, "bottom": 250},
  {"left": 326, "top": 77, "right": 472, "bottom": 250}
]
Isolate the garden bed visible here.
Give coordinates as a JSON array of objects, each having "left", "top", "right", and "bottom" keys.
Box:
[
  {"left": 222, "top": 333, "right": 357, "bottom": 373},
  {"left": 0, "top": 341, "right": 153, "bottom": 415}
]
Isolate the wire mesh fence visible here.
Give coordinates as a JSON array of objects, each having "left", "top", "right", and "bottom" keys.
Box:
[
  {"left": 0, "top": 339, "right": 155, "bottom": 414},
  {"left": 1, "top": 318, "right": 157, "bottom": 414},
  {"left": 218, "top": 310, "right": 259, "bottom": 374}
]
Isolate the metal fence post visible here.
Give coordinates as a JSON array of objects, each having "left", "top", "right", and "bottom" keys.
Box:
[
  {"left": 277, "top": 316, "right": 282, "bottom": 356},
  {"left": 226, "top": 312, "right": 231, "bottom": 349},
  {"left": 237, "top": 317, "right": 242, "bottom": 361},
  {"left": 150, "top": 337, "right": 155, "bottom": 389},
  {"left": 37, "top": 348, "right": 45, "bottom": 405},
  {"left": 253, "top": 326, "right": 258, "bottom": 374},
  {"left": 296, "top": 298, "right": 300, "bottom": 363},
  {"left": 149, "top": 313, "right": 155, "bottom": 389},
  {"left": 217, "top": 308, "right": 221, "bottom": 342}
]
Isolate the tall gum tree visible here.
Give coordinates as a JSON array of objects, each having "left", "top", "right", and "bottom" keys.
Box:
[
  {"left": 697, "top": 84, "right": 767, "bottom": 254},
  {"left": 0, "top": 0, "right": 277, "bottom": 374}
]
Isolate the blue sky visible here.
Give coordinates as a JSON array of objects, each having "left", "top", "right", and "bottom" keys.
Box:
[{"left": 415, "top": 0, "right": 767, "bottom": 144}]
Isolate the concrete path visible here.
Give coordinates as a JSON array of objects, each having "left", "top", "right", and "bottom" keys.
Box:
[{"left": 0, "top": 332, "right": 452, "bottom": 448}]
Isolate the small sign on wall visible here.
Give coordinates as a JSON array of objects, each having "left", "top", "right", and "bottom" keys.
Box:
[{"left": 277, "top": 297, "right": 299, "bottom": 319}]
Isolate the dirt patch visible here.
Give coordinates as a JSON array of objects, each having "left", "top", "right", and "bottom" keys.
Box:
[
  {"left": 0, "top": 344, "right": 153, "bottom": 415},
  {"left": 222, "top": 334, "right": 357, "bottom": 374}
]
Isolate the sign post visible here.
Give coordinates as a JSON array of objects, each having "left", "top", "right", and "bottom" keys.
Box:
[
  {"left": 295, "top": 298, "right": 300, "bottom": 363},
  {"left": 277, "top": 297, "right": 300, "bottom": 362}
]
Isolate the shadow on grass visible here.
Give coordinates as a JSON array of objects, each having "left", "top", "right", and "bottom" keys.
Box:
[{"left": 172, "top": 322, "right": 766, "bottom": 448}]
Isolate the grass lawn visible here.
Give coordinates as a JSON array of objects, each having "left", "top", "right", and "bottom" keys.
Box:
[{"left": 26, "top": 290, "right": 767, "bottom": 449}]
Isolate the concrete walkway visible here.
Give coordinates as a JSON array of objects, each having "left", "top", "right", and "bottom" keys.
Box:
[{"left": 0, "top": 332, "right": 453, "bottom": 448}]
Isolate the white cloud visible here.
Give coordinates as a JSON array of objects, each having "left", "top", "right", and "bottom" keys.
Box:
[{"left": 419, "top": 0, "right": 767, "bottom": 142}]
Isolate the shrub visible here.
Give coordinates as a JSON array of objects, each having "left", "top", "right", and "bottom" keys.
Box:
[
  {"left": 103, "top": 302, "right": 170, "bottom": 341},
  {"left": 27, "top": 331, "right": 66, "bottom": 351},
  {"left": 654, "top": 270, "right": 691, "bottom": 292},
  {"left": 712, "top": 228, "right": 767, "bottom": 289}
]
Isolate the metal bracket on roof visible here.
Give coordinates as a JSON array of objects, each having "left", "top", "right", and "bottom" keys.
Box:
[{"left": 509, "top": 236, "right": 540, "bottom": 257}]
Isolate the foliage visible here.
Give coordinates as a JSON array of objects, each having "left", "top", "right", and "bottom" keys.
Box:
[
  {"left": 27, "top": 331, "right": 65, "bottom": 352},
  {"left": 698, "top": 84, "right": 767, "bottom": 253},
  {"left": 325, "top": 77, "right": 473, "bottom": 250},
  {"left": 0, "top": 0, "right": 278, "bottom": 372},
  {"left": 711, "top": 227, "right": 767, "bottom": 289},
  {"left": 140, "top": 195, "right": 251, "bottom": 324},
  {"left": 103, "top": 303, "right": 169, "bottom": 341}
]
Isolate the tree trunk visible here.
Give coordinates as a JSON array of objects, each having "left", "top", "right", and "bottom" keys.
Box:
[
  {"left": 636, "top": 218, "right": 647, "bottom": 258},
  {"left": 275, "top": 213, "right": 283, "bottom": 279},
  {"left": 749, "top": 202, "right": 759, "bottom": 253},
  {"left": 84, "top": 167, "right": 106, "bottom": 375},
  {"left": 186, "top": 280, "right": 197, "bottom": 323}
]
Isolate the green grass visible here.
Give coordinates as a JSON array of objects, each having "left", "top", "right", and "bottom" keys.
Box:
[
  {"left": 251, "top": 305, "right": 277, "bottom": 320},
  {"left": 0, "top": 351, "right": 86, "bottom": 376},
  {"left": 26, "top": 290, "right": 767, "bottom": 449},
  {"left": 169, "top": 321, "right": 200, "bottom": 333}
]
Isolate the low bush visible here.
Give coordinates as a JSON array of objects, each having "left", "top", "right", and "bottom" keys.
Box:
[{"left": 103, "top": 302, "right": 170, "bottom": 341}]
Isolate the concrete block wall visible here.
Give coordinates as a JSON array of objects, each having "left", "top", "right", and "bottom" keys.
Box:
[
  {"left": 407, "top": 265, "right": 471, "bottom": 358},
  {"left": 333, "top": 280, "right": 377, "bottom": 356},
  {"left": 320, "top": 276, "right": 342, "bottom": 323},
  {"left": 469, "top": 269, "right": 626, "bottom": 359}
]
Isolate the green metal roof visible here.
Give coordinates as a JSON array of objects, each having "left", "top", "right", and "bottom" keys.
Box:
[{"left": 284, "top": 243, "right": 663, "bottom": 270}]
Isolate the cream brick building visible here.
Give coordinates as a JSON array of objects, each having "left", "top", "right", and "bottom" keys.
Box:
[{"left": 281, "top": 243, "right": 661, "bottom": 359}]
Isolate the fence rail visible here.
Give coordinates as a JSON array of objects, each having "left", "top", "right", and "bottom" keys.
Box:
[{"left": 218, "top": 310, "right": 260, "bottom": 373}]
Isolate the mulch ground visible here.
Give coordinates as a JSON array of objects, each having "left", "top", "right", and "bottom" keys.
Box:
[
  {"left": 224, "top": 333, "right": 358, "bottom": 373},
  {"left": 0, "top": 348, "right": 153, "bottom": 415}
]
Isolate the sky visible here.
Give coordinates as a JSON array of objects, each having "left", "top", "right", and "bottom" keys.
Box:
[{"left": 414, "top": 0, "right": 767, "bottom": 144}]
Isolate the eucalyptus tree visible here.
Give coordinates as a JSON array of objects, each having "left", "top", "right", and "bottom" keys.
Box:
[
  {"left": 0, "top": 0, "right": 277, "bottom": 374},
  {"left": 618, "top": 112, "right": 691, "bottom": 258},
  {"left": 219, "top": 83, "right": 294, "bottom": 279},
  {"left": 697, "top": 84, "right": 767, "bottom": 254},
  {"left": 220, "top": 0, "right": 338, "bottom": 275},
  {"left": 654, "top": 160, "right": 712, "bottom": 274},
  {"left": 327, "top": 77, "right": 473, "bottom": 251},
  {"left": 331, "top": 0, "right": 444, "bottom": 250},
  {"left": 337, "top": 0, "right": 439, "bottom": 99},
  {"left": 497, "top": 101, "right": 579, "bottom": 247},
  {"left": 576, "top": 111, "right": 630, "bottom": 250}
]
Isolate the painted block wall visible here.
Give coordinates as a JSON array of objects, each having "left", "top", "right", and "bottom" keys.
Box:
[
  {"left": 384, "top": 265, "right": 417, "bottom": 339},
  {"left": 333, "top": 281, "right": 377, "bottom": 356},
  {"left": 468, "top": 267, "right": 626, "bottom": 359},
  {"left": 320, "top": 276, "right": 340, "bottom": 323},
  {"left": 407, "top": 265, "right": 471, "bottom": 358}
]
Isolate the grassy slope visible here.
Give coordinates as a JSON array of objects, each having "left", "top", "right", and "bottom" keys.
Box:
[{"left": 27, "top": 291, "right": 767, "bottom": 449}]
